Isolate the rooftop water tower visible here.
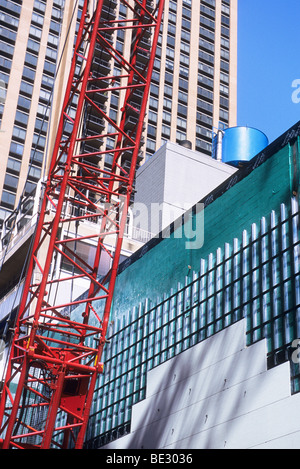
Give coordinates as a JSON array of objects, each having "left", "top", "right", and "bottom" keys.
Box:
[{"left": 215, "top": 126, "right": 269, "bottom": 167}]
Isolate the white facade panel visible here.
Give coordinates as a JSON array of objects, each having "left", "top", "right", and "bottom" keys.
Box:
[
  {"left": 134, "top": 142, "right": 237, "bottom": 235},
  {"left": 103, "top": 319, "right": 300, "bottom": 449}
]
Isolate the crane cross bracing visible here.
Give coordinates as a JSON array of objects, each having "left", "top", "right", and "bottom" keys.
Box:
[{"left": 0, "top": 0, "right": 164, "bottom": 449}]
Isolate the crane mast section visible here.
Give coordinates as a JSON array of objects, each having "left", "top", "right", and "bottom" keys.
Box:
[{"left": 0, "top": 0, "right": 164, "bottom": 450}]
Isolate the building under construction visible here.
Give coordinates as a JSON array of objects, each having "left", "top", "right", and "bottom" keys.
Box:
[
  {"left": 0, "top": 0, "right": 238, "bottom": 227},
  {"left": 76, "top": 121, "right": 300, "bottom": 449},
  {"left": 0, "top": 0, "right": 299, "bottom": 451}
]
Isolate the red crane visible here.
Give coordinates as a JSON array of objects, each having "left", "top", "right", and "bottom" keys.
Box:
[{"left": 0, "top": 0, "right": 164, "bottom": 449}]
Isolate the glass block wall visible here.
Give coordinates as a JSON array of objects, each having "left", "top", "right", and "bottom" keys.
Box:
[
  {"left": 62, "top": 125, "right": 300, "bottom": 449},
  {"left": 83, "top": 193, "right": 299, "bottom": 448}
]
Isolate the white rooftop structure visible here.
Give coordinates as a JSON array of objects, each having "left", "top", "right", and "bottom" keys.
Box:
[{"left": 133, "top": 141, "right": 237, "bottom": 235}]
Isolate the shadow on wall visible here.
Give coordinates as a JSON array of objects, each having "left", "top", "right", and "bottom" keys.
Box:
[{"left": 103, "top": 319, "right": 291, "bottom": 449}]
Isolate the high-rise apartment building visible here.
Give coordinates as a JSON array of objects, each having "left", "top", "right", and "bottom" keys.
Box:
[
  {"left": 0, "top": 0, "right": 238, "bottom": 229},
  {"left": 0, "top": 0, "right": 83, "bottom": 227},
  {"left": 144, "top": 0, "right": 237, "bottom": 158}
]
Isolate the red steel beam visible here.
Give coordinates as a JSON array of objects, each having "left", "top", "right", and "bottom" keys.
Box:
[{"left": 0, "top": 0, "right": 165, "bottom": 449}]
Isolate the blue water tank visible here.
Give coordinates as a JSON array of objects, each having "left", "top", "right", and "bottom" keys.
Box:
[{"left": 221, "top": 126, "right": 268, "bottom": 167}]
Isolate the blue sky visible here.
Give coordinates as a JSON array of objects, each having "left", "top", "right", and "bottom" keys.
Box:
[{"left": 237, "top": 0, "right": 300, "bottom": 143}]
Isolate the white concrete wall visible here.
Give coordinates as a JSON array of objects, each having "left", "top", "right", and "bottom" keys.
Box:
[
  {"left": 103, "top": 319, "right": 300, "bottom": 449},
  {"left": 134, "top": 142, "right": 237, "bottom": 235}
]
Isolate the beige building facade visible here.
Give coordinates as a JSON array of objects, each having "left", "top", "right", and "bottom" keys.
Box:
[
  {"left": 0, "top": 0, "right": 81, "bottom": 226},
  {"left": 143, "top": 0, "right": 237, "bottom": 159},
  {"left": 0, "top": 0, "right": 238, "bottom": 227}
]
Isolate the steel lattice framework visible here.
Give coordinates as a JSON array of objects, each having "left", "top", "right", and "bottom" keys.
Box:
[{"left": 0, "top": 0, "right": 164, "bottom": 449}]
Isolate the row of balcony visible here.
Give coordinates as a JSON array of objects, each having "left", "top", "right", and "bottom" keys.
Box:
[{"left": 0, "top": 183, "right": 153, "bottom": 262}]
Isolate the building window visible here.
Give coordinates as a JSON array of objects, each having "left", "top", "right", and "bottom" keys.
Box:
[
  {"left": 181, "top": 29, "right": 190, "bottom": 42},
  {"left": 198, "top": 74, "right": 214, "bottom": 89},
  {"left": 168, "top": 12, "right": 176, "bottom": 23},
  {"left": 197, "top": 99, "right": 213, "bottom": 114},
  {"left": 12, "top": 125, "right": 26, "bottom": 142},
  {"left": 199, "top": 38, "right": 215, "bottom": 53},
  {"left": 149, "top": 97, "right": 158, "bottom": 110},
  {"left": 162, "top": 125, "right": 170, "bottom": 137},
  {"left": 179, "top": 54, "right": 189, "bottom": 67},
  {"left": 17, "top": 95, "right": 31, "bottom": 111},
  {"left": 177, "top": 116, "right": 187, "bottom": 130},
  {"left": 200, "top": 27, "right": 215, "bottom": 42},
  {"left": 28, "top": 165, "right": 42, "bottom": 181},
  {"left": 146, "top": 138, "right": 156, "bottom": 152},
  {"left": 220, "top": 71, "right": 229, "bottom": 84},
  {"left": 199, "top": 50, "right": 214, "bottom": 64},
  {"left": 24, "top": 181, "right": 37, "bottom": 196},
  {"left": 9, "top": 141, "right": 24, "bottom": 159},
  {"left": 165, "top": 71, "right": 173, "bottom": 84},
  {"left": 164, "top": 84, "right": 173, "bottom": 97},
  {"left": 46, "top": 46, "right": 58, "bottom": 62},
  {"left": 6, "top": 157, "right": 21, "bottom": 175},
  {"left": 180, "top": 42, "right": 190, "bottom": 54},
  {"left": 3, "top": 174, "right": 18, "bottom": 192},
  {"left": 220, "top": 83, "right": 229, "bottom": 95},
  {"left": 148, "top": 110, "right": 157, "bottom": 123},
  {"left": 1, "top": 190, "right": 16, "bottom": 209},
  {"left": 0, "top": 57, "right": 12, "bottom": 72},
  {"left": 221, "top": 60, "right": 229, "bottom": 72},
  {"left": 15, "top": 110, "right": 29, "bottom": 127},
  {"left": 37, "top": 103, "right": 50, "bottom": 118},
  {"left": 0, "top": 41, "right": 14, "bottom": 58},
  {"left": 29, "top": 25, "right": 42, "bottom": 39},
  {"left": 32, "top": 133, "right": 46, "bottom": 149},
  {"left": 177, "top": 104, "right": 187, "bottom": 117},
  {"left": 221, "top": 37, "right": 230, "bottom": 49},
  {"left": 31, "top": 12, "right": 44, "bottom": 26},
  {"left": 220, "top": 96, "right": 229, "bottom": 108},
  {"left": 179, "top": 78, "right": 188, "bottom": 91},
  {"left": 162, "top": 110, "right": 171, "bottom": 123},
  {"left": 220, "top": 109, "right": 229, "bottom": 121},
  {"left": 179, "top": 65, "right": 189, "bottom": 78},
  {"left": 182, "top": 18, "right": 191, "bottom": 31},
  {"left": 43, "top": 60, "right": 56, "bottom": 76},
  {"left": 198, "top": 62, "right": 214, "bottom": 77},
  {"left": 197, "top": 112, "right": 213, "bottom": 127},
  {"left": 150, "top": 83, "right": 159, "bottom": 97},
  {"left": 200, "top": 16, "right": 215, "bottom": 31},
  {"left": 221, "top": 26, "right": 230, "bottom": 38},
  {"left": 196, "top": 138, "right": 212, "bottom": 153},
  {"left": 34, "top": 0, "right": 46, "bottom": 13},
  {"left": 167, "top": 35, "right": 175, "bottom": 48},
  {"left": 176, "top": 129, "right": 186, "bottom": 142},
  {"left": 47, "top": 33, "right": 59, "bottom": 47},
  {"left": 30, "top": 149, "right": 44, "bottom": 166},
  {"left": 147, "top": 124, "right": 156, "bottom": 138},
  {"left": 25, "top": 52, "right": 38, "bottom": 68},
  {"left": 0, "top": 26, "right": 17, "bottom": 44},
  {"left": 163, "top": 97, "right": 172, "bottom": 110},
  {"left": 152, "top": 70, "right": 160, "bottom": 83},
  {"left": 20, "top": 81, "right": 34, "bottom": 96},
  {"left": 22, "top": 66, "right": 36, "bottom": 82},
  {"left": 166, "top": 47, "right": 175, "bottom": 59}
]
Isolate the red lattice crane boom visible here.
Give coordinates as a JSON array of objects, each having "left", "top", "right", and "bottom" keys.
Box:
[{"left": 0, "top": 0, "right": 164, "bottom": 449}]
